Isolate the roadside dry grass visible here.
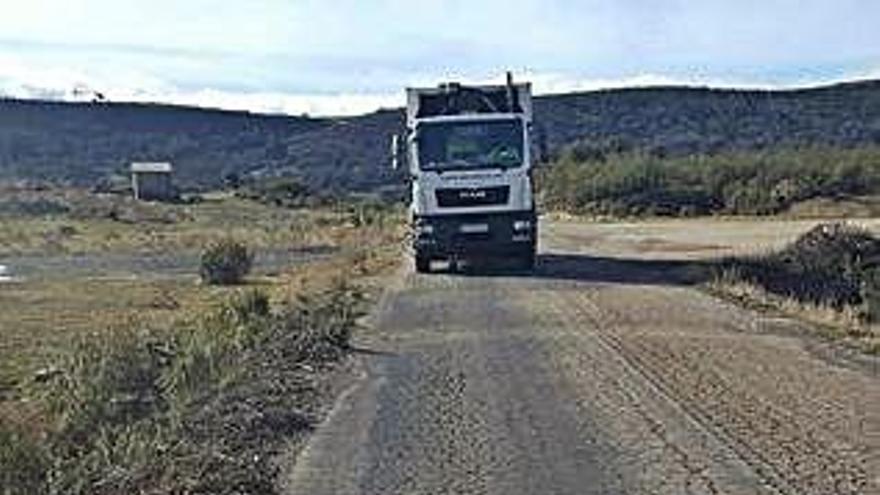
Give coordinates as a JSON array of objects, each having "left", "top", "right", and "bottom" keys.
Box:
[
  {"left": 0, "top": 186, "right": 404, "bottom": 494},
  {"left": 784, "top": 195, "right": 880, "bottom": 219},
  {"left": 0, "top": 278, "right": 207, "bottom": 395},
  {"left": 1, "top": 199, "right": 307, "bottom": 395},
  {"left": 0, "top": 186, "right": 401, "bottom": 388},
  {"left": 0, "top": 186, "right": 354, "bottom": 256}
]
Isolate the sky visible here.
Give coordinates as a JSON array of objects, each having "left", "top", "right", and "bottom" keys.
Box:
[{"left": 1, "top": 0, "right": 879, "bottom": 116}]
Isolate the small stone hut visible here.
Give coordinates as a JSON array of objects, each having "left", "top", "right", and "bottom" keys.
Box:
[{"left": 131, "top": 162, "right": 174, "bottom": 201}]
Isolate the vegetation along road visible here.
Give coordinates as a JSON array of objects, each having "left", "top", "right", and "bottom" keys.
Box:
[{"left": 285, "top": 218, "right": 880, "bottom": 495}]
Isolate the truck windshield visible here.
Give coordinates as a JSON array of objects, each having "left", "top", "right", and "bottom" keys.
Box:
[{"left": 417, "top": 119, "right": 524, "bottom": 171}]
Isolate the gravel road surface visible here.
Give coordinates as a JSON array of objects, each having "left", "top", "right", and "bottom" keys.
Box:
[{"left": 285, "top": 218, "right": 880, "bottom": 495}]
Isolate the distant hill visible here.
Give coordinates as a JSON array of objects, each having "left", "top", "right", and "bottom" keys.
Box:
[
  {"left": 0, "top": 99, "right": 329, "bottom": 187},
  {"left": 535, "top": 80, "right": 880, "bottom": 155},
  {"left": 2, "top": 80, "right": 880, "bottom": 192}
]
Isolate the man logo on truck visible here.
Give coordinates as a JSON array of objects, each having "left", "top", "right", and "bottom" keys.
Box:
[
  {"left": 460, "top": 189, "right": 487, "bottom": 199},
  {"left": 392, "top": 73, "right": 538, "bottom": 273}
]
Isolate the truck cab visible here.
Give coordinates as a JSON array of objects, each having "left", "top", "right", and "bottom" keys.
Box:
[{"left": 395, "top": 75, "right": 537, "bottom": 273}]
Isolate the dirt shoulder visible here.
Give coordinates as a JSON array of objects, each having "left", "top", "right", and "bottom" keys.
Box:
[{"left": 542, "top": 218, "right": 880, "bottom": 494}]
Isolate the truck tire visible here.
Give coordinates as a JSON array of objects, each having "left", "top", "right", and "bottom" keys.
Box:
[
  {"left": 415, "top": 252, "right": 431, "bottom": 273},
  {"left": 519, "top": 248, "right": 536, "bottom": 271}
]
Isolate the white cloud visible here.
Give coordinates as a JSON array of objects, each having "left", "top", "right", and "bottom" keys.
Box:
[
  {"left": 0, "top": 54, "right": 401, "bottom": 115},
  {"left": 846, "top": 66, "right": 880, "bottom": 83},
  {"left": 156, "top": 90, "right": 401, "bottom": 117}
]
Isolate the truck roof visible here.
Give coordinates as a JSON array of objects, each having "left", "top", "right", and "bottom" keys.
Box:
[{"left": 406, "top": 82, "right": 532, "bottom": 127}]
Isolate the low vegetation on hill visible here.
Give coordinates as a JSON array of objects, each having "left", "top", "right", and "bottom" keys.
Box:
[
  {"left": 540, "top": 146, "right": 880, "bottom": 217},
  {"left": 535, "top": 81, "right": 880, "bottom": 155},
  {"left": 2, "top": 80, "right": 880, "bottom": 192},
  {"left": 0, "top": 100, "right": 328, "bottom": 186}
]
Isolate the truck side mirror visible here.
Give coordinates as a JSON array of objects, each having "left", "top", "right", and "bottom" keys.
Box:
[
  {"left": 532, "top": 123, "right": 549, "bottom": 164},
  {"left": 390, "top": 134, "right": 401, "bottom": 170}
]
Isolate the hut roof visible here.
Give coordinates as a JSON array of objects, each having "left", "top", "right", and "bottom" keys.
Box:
[{"left": 131, "top": 162, "right": 172, "bottom": 174}]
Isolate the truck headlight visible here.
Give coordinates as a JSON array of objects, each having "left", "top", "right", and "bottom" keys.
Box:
[{"left": 513, "top": 220, "right": 532, "bottom": 231}]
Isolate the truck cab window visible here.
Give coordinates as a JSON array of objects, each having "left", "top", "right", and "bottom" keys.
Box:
[{"left": 418, "top": 120, "right": 523, "bottom": 171}]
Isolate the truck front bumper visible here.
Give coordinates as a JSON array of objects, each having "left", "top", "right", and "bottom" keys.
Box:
[{"left": 413, "top": 210, "right": 537, "bottom": 258}]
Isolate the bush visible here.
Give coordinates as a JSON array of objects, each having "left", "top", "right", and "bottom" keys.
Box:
[
  {"left": 862, "top": 266, "right": 880, "bottom": 322},
  {"left": 41, "top": 326, "right": 170, "bottom": 495},
  {"left": 225, "top": 289, "right": 271, "bottom": 323},
  {"left": 722, "top": 222, "right": 880, "bottom": 320},
  {"left": 348, "top": 199, "right": 394, "bottom": 228},
  {"left": 540, "top": 146, "right": 880, "bottom": 217},
  {"left": 11, "top": 282, "right": 363, "bottom": 494},
  {"left": 199, "top": 239, "right": 253, "bottom": 285},
  {"left": 282, "top": 281, "right": 364, "bottom": 361},
  {"left": 47, "top": 327, "right": 167, "bottom": 443},
  {"left": 235, "top": 177, "right": 324, "bottom": 208},
  {"left": 0, "top": 421, "right": 48, "bottom": 495}
]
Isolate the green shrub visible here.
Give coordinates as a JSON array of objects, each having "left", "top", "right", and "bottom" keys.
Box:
[
  {"left": 199, "top": 239, "right": 253, "bottom": 285},
  {"left": 348, "top": 199, "right": 394, "bottom": 228},
  {"left": 226, "top": 289, "right": 271, "bottom": 323},
  {"left": 540, "top": 146, "right": 880, "bottom": 217},
  {"left": 721, "top": 222, "right": 880, "bottom": 320},
  {"left": 47, "top": 421, "right": 171, "bottom": 495},
  {"left": 161, "top": 289, "right": 272, "bottom": 412},
  {"left": 41, "top": 326, "right": 170, "bottom": 495},
  {"left": 0, "top": 421, "right": 48, "bottom": 495},
  {"left": 6, "top": 281, "right": 365, "bottom": 494},
  {"left": 861, "top": 266, "right": 880, "bottom": 322},
  {"left": 235, "top": 177, "right": 324, "bottom": 208},
  {"left": 284, "top": 281, "right": 364, "bottom": 360},
  {"left": 46, "top": 326, "right": 167, "bottom": 446}
]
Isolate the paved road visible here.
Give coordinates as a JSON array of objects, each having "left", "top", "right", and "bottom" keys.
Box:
[{"left": 286, "top": 219, "right": 880, "bottom": 495}]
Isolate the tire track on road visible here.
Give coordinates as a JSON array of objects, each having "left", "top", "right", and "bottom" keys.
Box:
[
  {"left": 534, "top": 287, "right": 772, "bottom": 494},
  {"left": 563, "top": 286, "right": 871, "bottom": 494}
]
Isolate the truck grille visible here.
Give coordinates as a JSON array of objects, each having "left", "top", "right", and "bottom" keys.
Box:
[{"left": 435, "top": 186, "right": 510, "bottom": 208}]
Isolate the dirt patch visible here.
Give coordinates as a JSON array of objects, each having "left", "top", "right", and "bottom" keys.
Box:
[
  {"left": 633, "top": 237, "right": 729, "bottom": 253},
  {"left": 786, "top": 195, "right": 880, "bottom": 219}
]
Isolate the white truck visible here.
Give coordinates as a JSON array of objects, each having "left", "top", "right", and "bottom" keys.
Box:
[{"left": 393, "top": 74, "right": 538, "bottom": 273}]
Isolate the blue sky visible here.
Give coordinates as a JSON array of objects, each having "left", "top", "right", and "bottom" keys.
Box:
[{"left": 1, "top": 0, "right": 879, "bottom": 115}]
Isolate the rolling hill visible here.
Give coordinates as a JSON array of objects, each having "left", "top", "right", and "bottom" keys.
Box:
[{"left": 2, "top": 79, "right": 880, "bottom": 193}]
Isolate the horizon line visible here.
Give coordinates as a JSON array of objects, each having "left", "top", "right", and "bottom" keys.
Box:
[{"left": 2, "top": 75, "right": 877, "bottom": 119}]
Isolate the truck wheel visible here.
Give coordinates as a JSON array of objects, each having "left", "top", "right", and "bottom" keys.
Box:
[
  {"left": 415, "top": 253, "right": 431, "bottom": 273},
  {"left": 519, "top": 249, "right": 536, "bottom": 271}
]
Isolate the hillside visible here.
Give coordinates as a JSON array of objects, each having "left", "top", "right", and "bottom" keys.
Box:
[
  {"left": 2, "top": 80, "right": 880, "bottom": 192},
  {"left": 535, "top": 80, "right": 880, "bottom": 155},
  {"left": 0, "top": 99, "right": 329, "bottom": 187}
]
